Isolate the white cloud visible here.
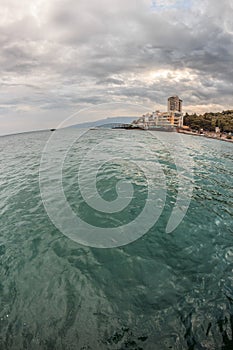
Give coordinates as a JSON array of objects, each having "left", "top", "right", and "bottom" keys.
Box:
[{"left": 0, "top": 0, "right": 232, "bottom": 134}]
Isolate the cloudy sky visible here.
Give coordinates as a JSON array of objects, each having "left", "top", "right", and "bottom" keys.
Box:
[{"left": 0, "top": 0, "right": 233, "bottom": 134}]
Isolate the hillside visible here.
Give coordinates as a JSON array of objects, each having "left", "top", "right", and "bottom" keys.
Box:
[{"left": 184, "top": 110, "right": 233, "bottom": 132}]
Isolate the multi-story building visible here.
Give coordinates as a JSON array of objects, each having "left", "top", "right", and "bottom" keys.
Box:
[
  {"left": 153, "top": 111, "right": 183, "bottom": 128},
  {"left": 168, "top": 95, "right": 183, "bottom": 113},
  {"left": 131, "top": 96, "right": 184, "bottom": 129}
]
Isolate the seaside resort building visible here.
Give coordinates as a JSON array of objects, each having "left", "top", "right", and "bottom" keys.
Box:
[{"left": 133, "top": 96, "right": 184, "bottom": 129}]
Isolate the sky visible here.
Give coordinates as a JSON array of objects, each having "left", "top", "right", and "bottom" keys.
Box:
[{"left": 0, "top": 0, "right": 233, "bottom": 134}]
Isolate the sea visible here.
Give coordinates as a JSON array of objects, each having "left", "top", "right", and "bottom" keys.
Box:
[{"left": 0, "top": 128, "right": 233, "bottom": 350}]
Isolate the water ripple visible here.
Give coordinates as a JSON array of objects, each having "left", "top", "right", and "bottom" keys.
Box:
[{"left": 0, "top": 129, "right": 232, "bottom": 349}]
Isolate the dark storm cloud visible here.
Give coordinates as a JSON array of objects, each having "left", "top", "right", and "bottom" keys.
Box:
[{"left": 0, "top": 0, "right": 233, "bottom": 133}]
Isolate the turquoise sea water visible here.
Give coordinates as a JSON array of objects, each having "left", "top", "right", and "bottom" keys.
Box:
[{"left": 0, "top": 129, "right": 233, "bottom": 349}]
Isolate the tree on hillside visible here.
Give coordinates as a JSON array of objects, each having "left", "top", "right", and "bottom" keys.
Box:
[{"left": 183, "top": 111, "right": 233, "bottom": 132}]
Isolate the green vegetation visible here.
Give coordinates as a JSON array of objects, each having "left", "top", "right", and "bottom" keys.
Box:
[{"left": 183, "top": 110, "right": 233, "bottom": 132}]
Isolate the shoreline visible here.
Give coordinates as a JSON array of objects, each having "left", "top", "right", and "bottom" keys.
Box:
[{"left": 178, "top": 130, "right": 233, "bottom": 143}]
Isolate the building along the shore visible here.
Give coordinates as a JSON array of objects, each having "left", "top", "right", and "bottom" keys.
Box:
[
  {"left": 132, "top": 96, "right": 184, "bottom": 129},
  {"left": 168, "top": 95, "right": 183, "bottom": 113}
]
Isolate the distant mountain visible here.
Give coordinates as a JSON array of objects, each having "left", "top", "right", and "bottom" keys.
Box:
[{"left": 69, "top": 116, "right": 137, "bottom": 129}]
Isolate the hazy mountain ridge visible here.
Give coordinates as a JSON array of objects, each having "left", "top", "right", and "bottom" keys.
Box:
[{"left": 69, "top": 116, "right": 136, "bottom": 128}]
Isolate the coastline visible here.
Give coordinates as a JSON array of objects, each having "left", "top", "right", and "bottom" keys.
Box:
[{"left": 178, "top": 130, "right": 233, "bottom": 143}]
